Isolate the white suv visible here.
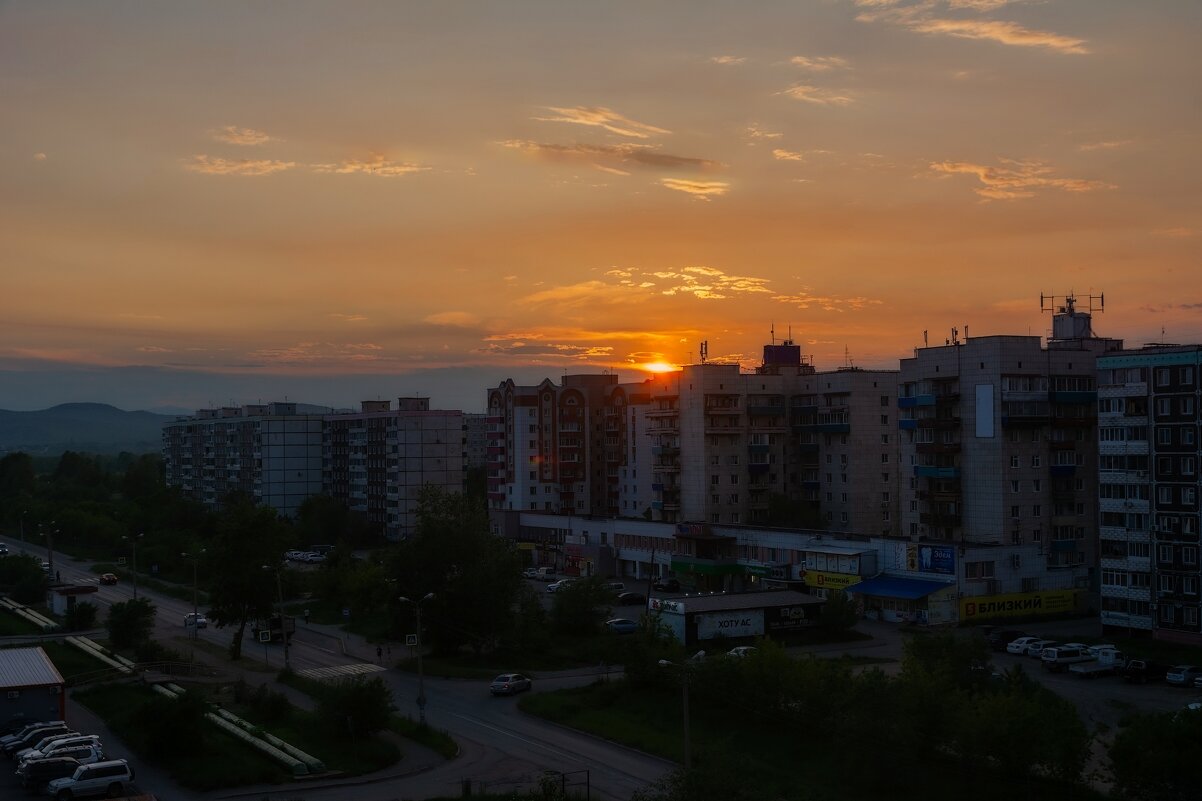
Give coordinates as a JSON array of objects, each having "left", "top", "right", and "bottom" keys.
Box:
[{"left": 47, "top": 759, "right": 134, "bottom": 800}]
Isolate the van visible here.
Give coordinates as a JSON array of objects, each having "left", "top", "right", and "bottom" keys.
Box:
[
  {"left": 603, "top": 581, "right": 626, "bottom": 593},
  {"left": 534, "top": 567, "right": 555, "bottom": 581}
]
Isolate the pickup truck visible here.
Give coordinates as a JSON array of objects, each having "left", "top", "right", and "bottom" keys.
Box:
[{"left": 1068, "top": 647, "right": 1126, "bottom": 679}]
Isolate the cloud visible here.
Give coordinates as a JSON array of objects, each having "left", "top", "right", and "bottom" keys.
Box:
[
  {"left": 744, "top": 124, "right": 783, "bottom": 141},
  {"left": 1079, "top": 139, "right": 1133, "bottom": 151},
  {"left": 475, "top": 340, "right": 614, "bottom": 360},
  {"left": 33, "top": 152, "right": 47, "bottom": 161},
  {"left": 855, "top": 1, "right": 1088, "bottom": 55},
  {"left": 501, "top": 140, "right": 719, "bottom": 172},
  {"left": 930, "top": 158, "right": 1114, "bottom": 200},
  {"left": 311, "top": 155, "right": 429, "bottom": 177},
  {"left": 424, "top": 311, "right": 480, "bottom": 327},
  {"left": 137, "top": 346, "right": 172, "bottom": 353},
  {"left": 247, "top": 341, "right": 386, "bottom": 365},
  {"left": 185, "top": 155, "right": 297, "bottom": 176},
  {"left": 521, "top": 281, "right": 646, "bottom": 310},
  {"left": 772, "top": 148, "right": 806, "bottom": 162},
  {"left": 658, "top": 178, "right": 730, "bottom": 200},
  {"left": 1153, "top": 227, "right": 1195, "bottom": 238},
  {"left": 211, "top": 126, "right": 276, "bottom": 146},
  {"left": 710, "top": 55, "right": 747, "bottom": 65},
  {"left": 790, "top": 55, "right": 850, "bottom": 71},
  {"left": 533, "top": 106, "right": 670, "bottom": 139},
  {"left": 782, "top": 85, "right": 855, "bottom": 106},
  {"left": 329, "top": 313, "right": 368, "bottom": 322},
  {"left": 772, "top": 292, "right": 884, "bottom": 312}
]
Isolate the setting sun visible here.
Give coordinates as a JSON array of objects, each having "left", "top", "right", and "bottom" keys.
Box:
[{"left": 641, "top": 361, "right": 679, "bottom": 374}]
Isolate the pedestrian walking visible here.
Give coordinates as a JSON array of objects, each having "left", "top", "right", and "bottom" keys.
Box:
[
  {"left": 387, "top": 644, "right": 392, "bottom": 658},
  {"left": 376, "top": 645, "right": 383, "bottom": 663},
  {"left": 304, "top": 608, "right": 310, "bottom": 623}
]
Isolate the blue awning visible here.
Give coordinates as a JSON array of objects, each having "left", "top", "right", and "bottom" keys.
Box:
[{"left": 844, "top": 575, "right": 954, "bottom": 600}]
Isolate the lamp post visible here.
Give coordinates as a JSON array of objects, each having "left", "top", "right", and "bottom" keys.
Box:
[
  {"left": 658, "top": 658, "right": 693, "bottom": 770},
  {"left": 182, "top": 550, "right": 205, "bottom": 635},
  {"left": 263, "top": 565, "right": 290, "bottom": 670},
  {"left": 123, "top": 532, "right": 143, "bottom": 599},
  {"left": 398, "top": 592, "right": 435, "bottom": 726},
  {"left": 38, "top": 521, "right": 58, "bottom": 584}
]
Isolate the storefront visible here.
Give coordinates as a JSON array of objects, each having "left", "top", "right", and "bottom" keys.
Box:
[
  {"left": 649, "top": 590, "right": 824, "bottom": 646},
  {"left": 845, "top": 575, "right": 957, "bottom": 624}
]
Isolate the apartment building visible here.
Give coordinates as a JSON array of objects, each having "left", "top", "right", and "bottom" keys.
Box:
[
  {"left": 1097, "top": 345, "right": 1202, "bottom": 645},
  {"left": 162, "top": 402, "right": 324, "bottom": 517},
  {"left": 485, "top": 374, "right": 650, "bottom": 518},
  {"left": 323, "top": 398, "right": 466, "bottom": 540},
  {"left": 163, "top": 398, "right": 465, "bottom": 537},
  {"left": 897, "top": 297, "right": 1122, "bottom": 606},
  {"left": 463, "top": 413, "right": 490, "bottom": 469}
]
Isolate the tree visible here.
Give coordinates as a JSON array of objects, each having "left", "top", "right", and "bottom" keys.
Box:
[
  {"left": 818, "top": 589, "right": 858, "bottom": 633},
  {"left": 106, "top": 597, "right": 156, "bottom": 650},
  {"left": 317, "top": 677, "right": 395, "bottom": 738},
  {"left": 1110, "top": 709, "right": 1202, "bottom": 801},
  {"left": 205, "top": 494, "right": 290, "bottom": 660},
  {"left": 64, "top": 601, "right": 98, "bottom": 631},
  {"left": 294, "top": 494, "right": 376, "bottom": 548},
  {"left": 0, "top": 452, "right": 36, "bottom": 500},
  {"left": 549, "top": 577, "right": 609, "bottom": 636},
  {"left": 388, "top": 486, "right": 522, "bottom": 655}
]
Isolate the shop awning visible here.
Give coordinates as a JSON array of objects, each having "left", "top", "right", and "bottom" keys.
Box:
[{"left": 844, "top": 575, "right": 954, "bottom": 600}]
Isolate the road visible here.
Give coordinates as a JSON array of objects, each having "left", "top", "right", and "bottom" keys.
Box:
[{"left": 7, "top": 542, "right": 673, "bottom": 800}]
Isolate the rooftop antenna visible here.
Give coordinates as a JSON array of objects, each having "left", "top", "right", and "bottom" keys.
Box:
[
  {"left": 950, "top": 327, "right": 959, "bottom": 346},
  {"left": 770, "top": 323, "right": 776, "bottom": 345},
  {"left": 923, "top": 329, "right": 928, "bottom": 348},
  {"left": 964, "top": 324, "right": 969, "bottom": 341},
  {"left": 700, "top": 340, "right": 708, "bottom": 364}
]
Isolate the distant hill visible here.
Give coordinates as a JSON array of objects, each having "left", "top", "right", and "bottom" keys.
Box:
[{"left": 0, "top": 403, "right": 172, "bottom": 455}]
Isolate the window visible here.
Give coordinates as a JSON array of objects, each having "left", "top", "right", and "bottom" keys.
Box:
[
  {"left": 1032, "top": 505, "right": 1041, "bottom": 516},
  {"left": 1158, "top": 544, "right": 1174, "bottom": 562},
  {"left": 1157, "top": 398, "right": 1171, "bottom": 416},
  {"left": 1185, "top": 576, "right": 1199, "bottom": 595},
  {"left": 1101, "top": 569, "right": 1128, "bottom": 587},
  {"left": 1184, "top": 397, "right": 1195, "bottom": 415},
  {"left": 881, "top": 415, "right": 889, "bottom": 425},
  {"left": 880, "top": 453, "right": 889, "bottom": 463},
  {"left": 1011, "top": 480, "right": 1021, "bottom": 493},
  {"left": 840, "top": 512, "right": 848, "bottom": 523},
  {"left": 1032, "top": 479, "right": 1041, "bottom": 492},
  {"left": 1159, "top": 487, "right": 1173, "bottom": 505},
  {"left": 1184, "top": 488, "right": 1197, "bottom": 506},
  {"left": 1131, "top": 571, "right": 1151, "bottom": 588},
  {"left": 965, "top": 561, "right": 995, "bottom": 579},
  {"left": 1010, "top": 456, "right": 1020, "bottom": 469},
  {"left": 1031, "top": 455, "right": 1041, "bottom": 468},
  {"left": 882, "top": 492, "right": 890, "bottom": 502},
  {"left": 729, "top": 494, "right": 739, "bottom": 504},
  {"left": 882, "top": 472, "right": 890, "bottom": 483},
  {"left": 1184, "top": 547, "right": 1198, "bottom": 566},
  {"left": 1156, "top": 368, "right": 1170, "bottom": 387},
  {"left": 910, "top": 500, "right": 918, "bottom": 512},
  {"left": 1160, "top": 605, "right": 1176, "bottom": 623},
  {"left": 730, "top": 474, "right": 739, "bottom": 484},
  {"left": 1185, "top": 428, "right": 1197, "bottom": 446},
  {"left": 711, "top": 475, "right": 720, "bottom": 485},
  {"left": 842, "top": 493, "right": 849, "bottom": 502},
  {"left": 712, "top": 494, "right": 720, "bottom": 504},
  {"left": 1186, "top": 607, "right": 1200, "bottom": 625},
  {"left": 1183, "top": 457, "right": 1196, "bottom": 476},
  {"left": 1011, "top": 505, "right": 1020, "bottom": 519},
  {"left": 881, "top": 395, "right": 890, "bottom": 406}
]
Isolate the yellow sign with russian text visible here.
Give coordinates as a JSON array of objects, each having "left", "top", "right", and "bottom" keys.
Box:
[
  {"left": 960, "top": 590, "right": 1079, "bottom": 621},
  {"left": 804, "top": 570, "right": 862, "bottom": 590}
]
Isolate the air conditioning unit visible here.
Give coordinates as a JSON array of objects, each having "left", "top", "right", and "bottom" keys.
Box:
[{"left": 5, "top": 691, "right": 18, "bottom": 700}]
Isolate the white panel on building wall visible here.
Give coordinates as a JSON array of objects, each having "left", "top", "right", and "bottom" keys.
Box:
[
  {"left": 975, "top": 384, "right": 995, "bottom": 438},
  {"left": 696, "top": 609, "right": 765, "bottom": 640}
]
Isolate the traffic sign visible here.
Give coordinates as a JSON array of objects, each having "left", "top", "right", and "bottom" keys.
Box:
[{"left": 406, "top": 634, "right": 418, "bottom": 646}]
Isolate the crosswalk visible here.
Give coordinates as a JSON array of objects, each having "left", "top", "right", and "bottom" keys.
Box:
[{"left": 295, "top": 662, "right": 387, "bottom": 681}]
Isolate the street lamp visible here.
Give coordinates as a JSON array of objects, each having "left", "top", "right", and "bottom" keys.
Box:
[
  {"left": 122, "top": 532, "right": 144, "bottom": 600},
  {"left": 38, "top": 521, "right": 58, "bottom": 584},
  {"left": 658, "top": 658, "right": 695, "bottom": 770},
  {"left": 398, "top": 592, "right": 435, "bottom": 726},
  {"left": 182, "top": 549, "right": 205, "bottom": 635},
  {"left": 262, "top": 565, "right": 290, "bottom": 670}
]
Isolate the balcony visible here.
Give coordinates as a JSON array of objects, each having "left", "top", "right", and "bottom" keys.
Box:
[
  {"left": 920, "top": 513, "right": 962, "bottom": 528},
  {"left": 916, "top": 442, "right": 961, "bottom": 455},
  {"left": 654, "top": 461, "right": 681, "bottom": 473},
  {"left": 747, "top": 404, "right": 785, "bottom": 417},
  {"left": 1048, "top": 439, "right": 1077, "bottom": 451},
  {"left": 914, "top": 465, "right": 960, "bottom": 479},
  {"left": 898, "top": 395, "right": 935, "bottom": 408},
  {"left": 899, "top": 419, "right": 918, "bottom": 431},
  {"left": 1050, "top": 390, "right": 1098, "bottom": 404},
  {"left": 652, "top": 445, "right": 680, "bottom": 456},
  {"left": 1002, "top": 413, "right": 1050, "bottom": 427},
  {"left": 795, "top": 422, "right": 851, "bottom": 434},
  {"left": 748, "top": 463, "right": 770, "bottom": 474},
  {"left": 1050, "top": 464, "right": 1077, "bottom": 477},
  {"left": 748, "top": 443, "right": 771, "bottom": 454}
]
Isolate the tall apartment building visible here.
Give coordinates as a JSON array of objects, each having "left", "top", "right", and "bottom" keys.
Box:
[
  {"left": 463, "top": 413, "right": 490, "bottom": 469},
  {"left": 164, "top": 398, "right": 465, "bottom": 537},
  {"left": 1097, "top": 345, "right": 1202, "bottom": 645},
  {"left": 162, "top": 402, "right": 324, "bottom": 517},
  {"left": 485, "top": 375, "right": 649, "bottom": 516},
  {"left": 323, "top": 398, "right": 466, "bottom": 540},
  {"left": 897, "top": 297, "right": 1122, "bottom": 602},
  {"left": 486, "top": 341, "right": 898, "bottom": 537}
]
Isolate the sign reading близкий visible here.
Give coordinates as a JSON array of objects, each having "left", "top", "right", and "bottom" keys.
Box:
[{"left": 960, "top": 590, "right": 1078, "bottom": 622}]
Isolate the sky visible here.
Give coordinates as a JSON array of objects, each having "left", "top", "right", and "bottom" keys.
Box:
[{"left": 2, "top": 1, "right": 1200, "bottom": 414}]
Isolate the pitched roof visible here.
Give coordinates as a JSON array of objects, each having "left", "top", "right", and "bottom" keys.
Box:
[{"left": 0, "top": 647, "right": 65, "bottom": 689}]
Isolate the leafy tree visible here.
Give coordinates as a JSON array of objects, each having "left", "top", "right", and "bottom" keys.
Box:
[
  {"left": 317, "top": 677, "right": 395, "bottom": 738},
  {"left": 503, "top": 583, "right": 551, "bottom": 653},
  {"left": 388, "top": 486, "right": 522, "bottom": 654},
  {"left": 294, "top": 494, "right": 376, "bottom": 548},
  {"left": 549, "top": 577, "right": 610, "bottom": 636},
  {"left": 64, "top": 601, "right": 98, "bottom": 631},
  {"left": 132, "top": 690, "right": 209, "bottom": 759},
  {"left": 1110, "top": 709, "right": 1202, "bottom": 801},
  {"left": 0, "top": 452, "right": 36, "bottom": 500},
  {"left": 106, "top": 597, "right": 156, "bottom": 650},
  {"left": 817, "top": 589, "right": 858, "bottom": 633},
  {"left": 120, "top": 454, "right": 164, "bottom": 502},
  {"left": 205, "top": 494, "right": 290, "bottom": 659},
  {"left": 0, "top": 554, "right": 46, "bottom": 605},
  {"left": 631, "top": 754, "right": 762, "bottom": 801}
]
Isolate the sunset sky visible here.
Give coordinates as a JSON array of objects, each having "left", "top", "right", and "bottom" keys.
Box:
[{"left": 3, "top": 1, "right": 1199, "bottom": 413}]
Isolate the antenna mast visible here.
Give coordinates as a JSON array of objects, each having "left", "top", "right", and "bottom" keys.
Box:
[{"left": 700, "top": 340, "right": 708, "bottom": 364}]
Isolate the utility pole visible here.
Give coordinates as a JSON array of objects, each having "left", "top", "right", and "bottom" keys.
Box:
[{"left": 399, "top": 593, "right": 435, "bottom": 725}]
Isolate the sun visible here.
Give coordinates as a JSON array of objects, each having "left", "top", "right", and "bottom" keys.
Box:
[{"left": 641, "top": 361, "right": 679, "bottom": 374}]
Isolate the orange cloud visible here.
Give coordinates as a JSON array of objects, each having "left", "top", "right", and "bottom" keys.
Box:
[
  {"left": 533, "top": 106, "right": 670, "bottom": 139},
  {"left": 790, "top": 55, "right": 850, "bottom": 71},
  {"left": 856, "top": 1, "right": 1088, "bottom": 55},
  {"left": 500, "top": 140, "right": 719, "bottom": 171},
  {"left": 212, "top": 125, "right": 276, "bottom": 145},
  {"left": 658, "top": 178, "right": 730, "bottom": 200},
  {"left": 930, "top": 158, "right": 1114, "bottom": 200},
  {"left": 773, "top": 148, "right": 806, "bottom": 162},
  {"left": 311, "top": 155, "right": 428, "bottom": 177},
  {"left": 782, "top": 85, "right": 855, "bottom": 106},
  {"left": 185, "top": 155, "right": 296, "bottom": 176},
  {"left": 710, "top": 55, "right": 747, "bottom": 65}
]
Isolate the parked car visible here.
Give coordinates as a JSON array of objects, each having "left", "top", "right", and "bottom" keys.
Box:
[
  {"left": 303, "top": 552, "right": 326, "bottom": 564},
  {"left": 17, "top": 734, "right": 99, "bottom": 764},
  {"left": 1165, "top": 665, "right": 1202, "bottom": 687},
  {"left": 603, "top": 581, "right": 626, "bottom": 593},
  {"left": 727, "top": 646, "right": 757, "bottom": 659},
  {"left": 521, "top": 568, "right": 540, "bottom": 579},
  {"left": 605, "top": 618, "right": 639, "bottom": 634},
  {"left": 653, "top": 578, "right": 680, "bottom": 593},
  {"left": 14, "top": 731, "right": 81, "bottom": 761},
  {"left": 1005, "top": 636, "right": 1042, "bottom": 655},
  {"left": 20, "top": 742, "right": 103, "bottom": 771},
  {"left": 47, "top": 758, "right": 134, "bottom": 800},
  {"left": 41, "top": 561, "right": 52, "bottom": 574},
  {"left": 1123, "top": 659, "right": 1169, "bottom": 684},
  {"left": 285, "top": 550, "right": 306, "bottom": 561},
  {"left": 16, "top": 755, "right": 84, "bottom": 791},
  {"left": 1041, "top": 647, "right": 1095, "bottom": 672},
  {"left": 2, "top": 722, "right": 70, "bottom": 757},
  {"left": 617, "top": 592, "right": 646, "bottom": 606},
  {"left": 0, "top": 720, "right": 57, "bottom": 751},
  {"left": 489, "top": 673, "right": 532, "bottom": 696},
  {"left": 985, "top": 628, "right": 1028, "bottom": 652},
  {"left": 1025, "top": 640, "right": 1059, "bottom": 658},
  {"left": 98, "top": 573, "right": 118, "bottom": 586},
  {"left": 546, "top": 579, "right": 574, "bottom": 594},
  {"left": 184, "top": 612, "right": 208, "bottom": 629},
  {"left": 0, "top": 542, "right": 9, "bottom": 555}
]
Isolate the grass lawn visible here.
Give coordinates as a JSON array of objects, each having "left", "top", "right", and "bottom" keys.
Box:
[
  {"left": 39, "top": 640, "right": 118, "bottom": 684},
  {"left": 520, "top": 679, "right": 1107, "bottom": 801},
  {"left": 73, "top": 683, "right": 289, "bottom": 790},
  {"left": 397, "top": 634, "right": 639, "bottom": 679},
  {"left": 168, "top": 634, "right": 278, "bottom": 673}
]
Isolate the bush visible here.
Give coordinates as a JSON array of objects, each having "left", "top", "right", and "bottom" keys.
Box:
[
  {"left": 63, "top": 601, "right": 98, "bottom": 631},
  {"left": 106, "top": 597, "right": 156, "bottom": 650},
  {"left": 316, "top": 676, "right": 395, "bottom": 739},
  {"left": 130, "top": 690, "right": 209, "bottom": 760}
]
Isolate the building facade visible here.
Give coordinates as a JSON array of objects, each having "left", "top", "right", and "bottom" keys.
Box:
[{"left": 1097, "top": 345, "right": 1202, "bottom": 645}]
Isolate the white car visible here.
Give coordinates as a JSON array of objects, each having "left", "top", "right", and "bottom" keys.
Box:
[
  {"left": 184, "top": 612, "right": 208, "bottom": 629},
  {"left": 47, "top": 759, "right": 134, "bottom": 800},
  {"left": 1005, "top": 636, "right": 1041, "bottom": 655},
  {"left": 727, "top": 646, "right": 757, "bottom": 659},
  {"left": 1025, "top": 639, "right": 1059, "bottom": 658},
  {"left": 285, "top": 550, "right": 305, "bottom": 561},
  {"left": 546, "top": 579, "right": 574, "bottom": 593}
]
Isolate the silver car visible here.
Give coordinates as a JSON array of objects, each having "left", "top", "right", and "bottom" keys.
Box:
[{"left": 489, "top": 673, "right": 532, "bottom": 696}]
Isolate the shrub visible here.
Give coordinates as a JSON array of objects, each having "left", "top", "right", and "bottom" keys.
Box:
[
  {"left": 316, "top": 676, "right": 395, "bottom": 739},
  {"left": 63, "top": 601, "right": 98, "bottom": 631}
]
